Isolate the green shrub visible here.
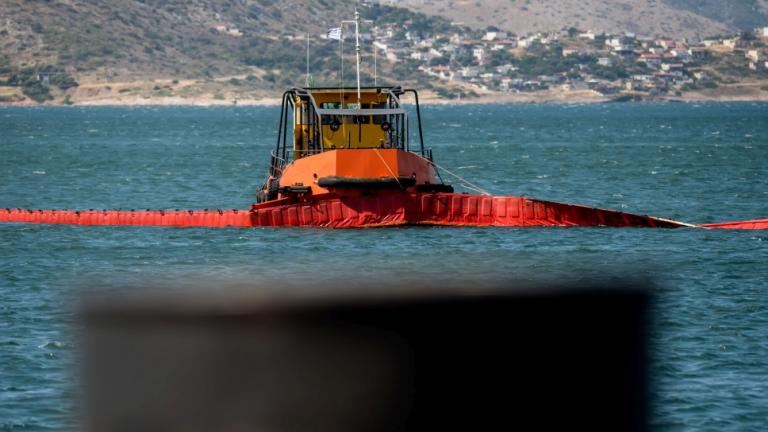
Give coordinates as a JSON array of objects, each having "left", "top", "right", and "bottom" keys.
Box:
[{"left": 22, "top": 82, "right": 53, "bottom": 103}]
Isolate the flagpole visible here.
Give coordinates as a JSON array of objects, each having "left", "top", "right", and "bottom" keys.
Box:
[
  {"left": 340, "top": 27, "right": 345, "bottom": 141},
  {"left": 354, "top": 8, "right": 361, "bottom": 106},
  {"left": 305, "top": 32, "right": 310, "bottom": 87},
  {"left": 339, "top": 27, "right": 343, "bottom": 106}
]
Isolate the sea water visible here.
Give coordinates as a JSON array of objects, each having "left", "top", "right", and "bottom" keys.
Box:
[{"left": 1, "top": 103, "right": 767, "bottom": 430}]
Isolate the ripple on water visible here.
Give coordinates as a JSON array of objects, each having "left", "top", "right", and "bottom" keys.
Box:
[{"left": 1, "top": 104, "right": 768, "bottom": 431}]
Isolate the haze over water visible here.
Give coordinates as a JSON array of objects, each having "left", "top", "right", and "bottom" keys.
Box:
[{"left": 1, "top": 103, "right": 767, "bottom": 430}]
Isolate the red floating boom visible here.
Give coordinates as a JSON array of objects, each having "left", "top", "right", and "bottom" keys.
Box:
[
  {"left": 1, "top": 192, "right": 763, "bottom": 229},
  {"left": 0, "top": 209, "right": 253, "bottom": 227},
  {"left": 248, "top": 193, "right": 688, "bottom": 228},
  {"left": 700, "top": 219, "right": 768, "bottom": 230}
]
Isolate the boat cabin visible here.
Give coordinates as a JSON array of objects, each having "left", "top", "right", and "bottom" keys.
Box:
[
  {"left": 272, "top": 86, "right": 427, "bottom": 166},
  {"left": 258, "top": 86, "right": 449, "bottom": 203}
]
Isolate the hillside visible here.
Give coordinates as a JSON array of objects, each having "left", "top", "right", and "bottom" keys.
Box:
[
  {"left": 395, "top": 0, "right": 765, "bottom": 40},
  {"left": 0, "top": 0, "right": 468, "bottom": 104},
  {"left": 0, "top": 0, "right": 358, "bottom": 82},
  {"left": 663, "top": 0, "right": 768, "bottom": 31},
  {"left": 1, "top": 1, "right": 767, "bottom": 105}
]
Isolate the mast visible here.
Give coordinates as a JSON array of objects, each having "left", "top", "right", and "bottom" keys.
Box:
[
  {"left": 354, "top": 9, "right": 361, "bottom": 105},
  {"left": 305, "top": 32, "right": 310, "bottom": 87},
  {"left": 341, "top": 10, "right": 363, "bottom": 106},
  {"left": 373, "top": 41, "right": 379, "bottom": 87}
]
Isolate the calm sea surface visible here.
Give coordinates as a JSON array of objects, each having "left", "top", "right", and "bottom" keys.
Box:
[{"left": 1, "top": 103, "right": 767, "bottom": 430}]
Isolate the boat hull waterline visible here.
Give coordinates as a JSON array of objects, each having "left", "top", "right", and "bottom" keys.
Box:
[{"left": 2, "top": 192, "right": 766, "bottom": 229}]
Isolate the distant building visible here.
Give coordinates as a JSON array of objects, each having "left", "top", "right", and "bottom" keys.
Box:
[
  {"left": 495, "top": 64, "right": 518, "bottom": 73},
  {"left": 459, "top": 67, "right": 479, "bottom": 79},
  {"left": 427, "top": 65, "right": 453, "bottom": 79},
  {"left": 721, "top": 38, "right": 740, "bottom": 50},
  {"left": 693, "top": 71, "right": 707, "bottom": 80},
  {"left": 472, "top": 47, "right": 486, "bottom": 62},
  {"left": 606, "top": 37, "right": 622, "bottom": 48},
  {"left": 661, "top": 63, "right": 683, "bottom": 70},
  {"left": 37, "top": 72, "right": 52, "bottom": 85},
  {"left": 746, "top": 49, "right": 763, "bottom": 62},
  {"left": 598, "top": 57, "right": 613, "bottom": 67},
  {"left": 491, "top": 39, "right": 517, "bottom": 50},
  {"left": 611, "top": 46, "right": 636, "bottom": 58},
  {"left": 562, "top": 46, "right": 581, "bottom": 56},
  {"left": 213, "top": 23, "right": 242, "bottom": 37},
  {"left": 561, "top": 81, "right": 589, "bottom": 91},
  {"left": 689, "top": 48, "right": 711, "bottom": 60},
  {"left": 639, "top": 53, "right": 663, "bottom": 67},
  {"left": 517, "top": 37, "right": 536, "bottom": 48},
  {"left": 482, "top": 31, "right": 507, "bottom": 41},
  {"left": 410, "top": 51, "right": 426, "bottom": 61}
]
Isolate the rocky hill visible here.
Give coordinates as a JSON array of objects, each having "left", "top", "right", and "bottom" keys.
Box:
[
  {"left": 395, "top": 0, "right": 768, "bottom": 40},
  {"left": 0, "top": 0, "right": 360, "bottom": 82},
  {"left": 1, "top": 0, "right": 766, "bottom": 105},
  {"left": 0, "top": 0, "right": 453, "bottom": 103}
]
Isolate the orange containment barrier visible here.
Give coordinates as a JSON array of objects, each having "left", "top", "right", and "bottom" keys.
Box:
[
  {"left": 700, "top": 219, "right": 768, "bottom": 230},
  {"left": 0, "top": 209, "right": 253, "bottom": 228},
  {"left": 248, "top": 193, "right": 689, "bottom": 228},
  {"left": 1, "top": 193, "right": 766, "bottom": 229}
]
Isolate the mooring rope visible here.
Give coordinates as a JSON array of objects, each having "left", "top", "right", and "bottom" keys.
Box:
[
  {"left": 373, "top": 148, "right": 404, "bottom": 190},
  {"left": 428, "top": 161, "right": 492, "bottom": 196}
]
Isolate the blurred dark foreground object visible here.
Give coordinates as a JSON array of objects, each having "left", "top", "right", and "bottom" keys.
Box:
[{"left": 80, "top": 282, "right": 650, "bottom": 432}]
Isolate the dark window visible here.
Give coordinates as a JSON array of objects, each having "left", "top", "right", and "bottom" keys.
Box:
[{"left": 372, "top": 103, "right": 387, "bottom": 124}]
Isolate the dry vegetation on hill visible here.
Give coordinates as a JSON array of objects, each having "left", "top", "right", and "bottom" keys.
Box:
[
  {"left": 1, "top": 0, "right": 767, "bottom": 104},
  {"left": 396, "top": 0, "right": 764, "bottom": 40}
]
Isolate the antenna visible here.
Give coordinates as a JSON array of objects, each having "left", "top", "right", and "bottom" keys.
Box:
[
  {"left": 305, "top": 32, "right": 310, "bottom": 87},
  {"left": 341, "top": 9, "right": 372, "bottom": 107}
]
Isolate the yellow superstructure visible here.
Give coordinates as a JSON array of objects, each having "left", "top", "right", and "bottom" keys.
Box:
[{"left": 293, "top": 89, "right": 395, "bottom": 157}]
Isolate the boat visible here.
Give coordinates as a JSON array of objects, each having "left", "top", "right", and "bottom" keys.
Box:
[
  {"left": 0, "top": 12, "right": 766, "bottom": 230},
  {"left": 256, "top": 85, "right": 453, "bottom": 206}
]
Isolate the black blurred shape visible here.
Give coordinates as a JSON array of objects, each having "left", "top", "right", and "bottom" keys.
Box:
[{"left": 81, "top": 285, "right": 649, "bottom": 432}]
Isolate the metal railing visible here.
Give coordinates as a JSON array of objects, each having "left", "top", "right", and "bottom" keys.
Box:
[{"left": 267, "top": 87, "right": 430, "bottom": 179}]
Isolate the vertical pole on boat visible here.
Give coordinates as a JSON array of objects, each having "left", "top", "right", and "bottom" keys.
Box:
[
  {"left": 373, "top": 38, "right": 377, "bottom": 87},
  {"left": 339, "top": 25, "right": 346, "bottom": 141},
  {"left": 305, "top": 32, "right": 310, "bottom": 87},
  {"left": 339, "top": 26, "right": 343, "bottom": 104},
  {"left": 354, "top": 8, "right": 362, "bottom": 106}
]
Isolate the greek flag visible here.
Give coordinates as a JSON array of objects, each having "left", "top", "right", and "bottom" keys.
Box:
[{"left": 326, "top": 27, "right": 341, "bottom": 40}]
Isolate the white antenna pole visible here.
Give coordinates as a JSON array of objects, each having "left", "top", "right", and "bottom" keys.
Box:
[
  {"left": 340, "top": 27, "right": 343, "bottom": 103},
  {"left": 374, "top": 40, "right": 377, "bottom": 87},
  {"left": 354, "top": 8, "right": 361, "bottom": 106},
  {"left": 306, "top": 32, "right": 310, "bottom": 87}
]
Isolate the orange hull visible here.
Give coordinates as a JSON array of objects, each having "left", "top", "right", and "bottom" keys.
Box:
[{"left": 275, "top": 149, "right": 440, "bottom": 198}]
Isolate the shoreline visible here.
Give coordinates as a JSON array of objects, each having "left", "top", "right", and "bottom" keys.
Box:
[
  {"left": 2, "top": 89, "right": 768, "bottom": 107},
  {"left": 3, "top": 97, "right": 768, "bottom": 107}
]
